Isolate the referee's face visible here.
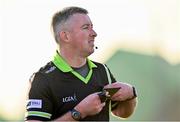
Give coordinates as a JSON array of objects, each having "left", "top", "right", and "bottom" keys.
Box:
[{"left": 67, "top": 13, "right": 97, "bottom": 57}]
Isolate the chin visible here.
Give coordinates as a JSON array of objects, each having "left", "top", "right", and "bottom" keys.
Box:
[
  {"left": 85, "top": 50, "right": 94, "bottom": 57},
  {"left": 90, "top": 49, "right": 94, "bottom": 54}
]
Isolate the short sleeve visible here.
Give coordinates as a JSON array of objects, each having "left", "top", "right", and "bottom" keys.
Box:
[
  {"left": 25, "top": 73, "right": 53, "bottom": 121},
  {"left": 105, "top": 64, "right": 117, "bottom": 83}
]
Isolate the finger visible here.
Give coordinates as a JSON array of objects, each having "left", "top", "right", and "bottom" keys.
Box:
[
  {"left": 111, "top": 93, "right": 123, "bottom": 101},
  {"left": 98, "top": 102, "right": 106, "bottom": 112},
  {"left": 105, "top": 91, "right": 111, "bottom": 98},
  {"left": 111, "top": 90, "right": 122, "bottom": 98},
  {"left": 101, "top": 102, "right": 106, "bottom": 107}
]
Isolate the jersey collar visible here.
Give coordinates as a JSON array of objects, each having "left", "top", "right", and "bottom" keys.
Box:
[{"left": 52, "top": 51, "right": 97, "bottom": 73}]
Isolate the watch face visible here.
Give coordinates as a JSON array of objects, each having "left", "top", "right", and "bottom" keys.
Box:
[
  {"left": 71, "top": 109, "right": 81, "bottom": 120},
  {"left": 73, "top": 112, "right": 80, "bottom": 119}
]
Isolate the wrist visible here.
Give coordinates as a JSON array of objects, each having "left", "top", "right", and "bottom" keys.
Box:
[
  {"left": 74, "top": 106, "right": 86, "bottom": 119},
  {"left": 125, "top": 86, "right": 137, "bottom": 101},
  {"left": 132, "top": 86, "right": 137, "bottom": 98},
  {"left": 71, "top": 108, "right": 82, "bottom": 121},
  {"left": 129, "top": 86, "right": 137, "bottom": 100}
]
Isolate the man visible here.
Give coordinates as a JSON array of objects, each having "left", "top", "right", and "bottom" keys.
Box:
[{"left": 25, "top": 6, "right": 137, "bottom": 121}]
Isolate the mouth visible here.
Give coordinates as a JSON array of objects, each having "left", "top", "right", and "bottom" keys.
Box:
[
  {"left": 90, "top": 43, "right": 94, "bottom": 48},
  {"left": 88, "top": 40, "right": 94, "bottom": 46}
]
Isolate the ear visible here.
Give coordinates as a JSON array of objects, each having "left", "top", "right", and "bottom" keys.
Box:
[{"left": 59, "top": 31, "right": 70, "bottom": 43}]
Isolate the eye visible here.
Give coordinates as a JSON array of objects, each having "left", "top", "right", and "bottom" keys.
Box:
[{"left": 82, "top": 26, "right": 89, "bottom": 29}]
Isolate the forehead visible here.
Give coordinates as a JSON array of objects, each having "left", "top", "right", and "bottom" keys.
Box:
[{"left": 67, "top": 13, "right": 92, "bottom": 26}]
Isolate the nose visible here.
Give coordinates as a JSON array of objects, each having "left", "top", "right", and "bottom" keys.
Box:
[{"left": 90, "top": 29, "right": 97, "bottom": 37}]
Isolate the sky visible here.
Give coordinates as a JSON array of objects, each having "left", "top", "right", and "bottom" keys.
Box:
[{"left": 0, "top": 0, "right": 180, "bottom": 120}]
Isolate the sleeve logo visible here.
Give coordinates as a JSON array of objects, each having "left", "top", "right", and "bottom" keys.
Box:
[{"left": 26, "top": 99, "right": 42, "bottom": 109}]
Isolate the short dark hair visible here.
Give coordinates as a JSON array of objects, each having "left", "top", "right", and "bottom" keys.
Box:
[{"left": 51, "top": 6, "right": 88, "bottom": 43}]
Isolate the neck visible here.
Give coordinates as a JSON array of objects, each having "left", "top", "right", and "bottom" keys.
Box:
[{"left": 58, "top": 47, "right": 87, "bottom": 68}]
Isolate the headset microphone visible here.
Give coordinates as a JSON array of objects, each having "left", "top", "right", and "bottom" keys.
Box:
[{"left": 95, "top": 46, "right": 98, "bottom": 49}]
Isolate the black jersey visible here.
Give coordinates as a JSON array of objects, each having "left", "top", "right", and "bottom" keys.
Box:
[{"left": 25, "top": 51, "right": 116, "bottom": 121}]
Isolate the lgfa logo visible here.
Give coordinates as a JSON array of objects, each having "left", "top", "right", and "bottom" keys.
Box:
[{"left": 62, "top": 93, "right": 77, "bottom": 103}]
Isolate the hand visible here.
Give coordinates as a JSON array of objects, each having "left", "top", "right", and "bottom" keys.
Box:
[
  {"left": 74, "top": 92, "right": 106, "bottom": 118},
  {"left": 104, "top": 82, "right": 134, "bottom": 101}
]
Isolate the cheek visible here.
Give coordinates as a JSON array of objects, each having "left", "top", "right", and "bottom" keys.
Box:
[
  {"left": 75, "top": 33, "right": 88, "bottom": 43},
  {"left": 76, "top": 30, "right": 89, "bottom": 38}
]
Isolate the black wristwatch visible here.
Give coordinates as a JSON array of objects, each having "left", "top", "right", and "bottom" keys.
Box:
[
  {"left": 132, "top": 86, "right": 137, "bottom": 98},
  {"left": 71, "top": 108, "right": 81, "bottom": 121}
]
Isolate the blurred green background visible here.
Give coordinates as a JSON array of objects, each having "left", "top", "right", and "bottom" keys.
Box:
[
  {"left": 107, "top": 50, "right": 180, "bottom": 121},
  {"left": 1, "top": 49, "right": 179, "bottom": 121}
]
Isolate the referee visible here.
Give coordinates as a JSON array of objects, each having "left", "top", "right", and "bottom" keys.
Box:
[{"left": 25, "top": 6, "right": 137, "bottom": 121}]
